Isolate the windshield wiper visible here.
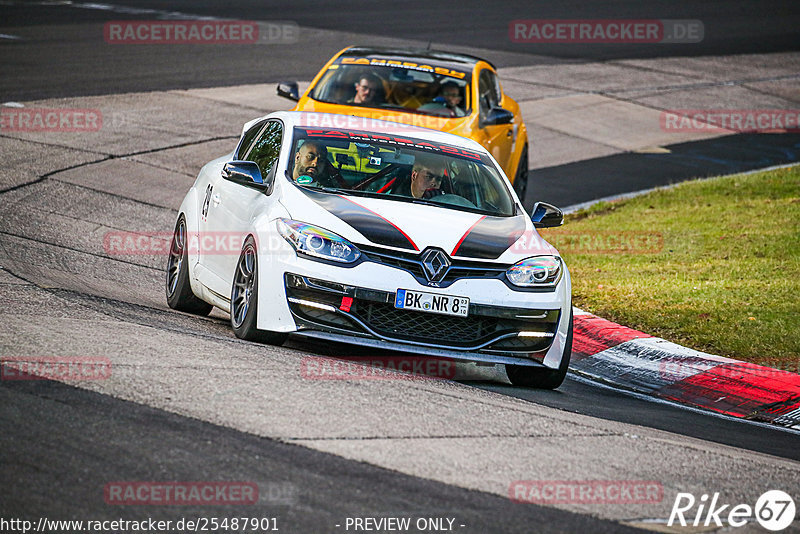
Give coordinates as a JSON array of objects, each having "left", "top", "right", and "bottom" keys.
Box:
[
  {"left": 300, "top": 184, "right": 379, "bottom": 199},
  {"left": 293, "top": 181, "right": 340, "bottom": 194}
]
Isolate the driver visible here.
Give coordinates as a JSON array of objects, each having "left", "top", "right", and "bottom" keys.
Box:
[
  {"left": 348, "top": 73, "right": 382, "bottom": 105},
  {"left": 408, "top": 155, "right": 446, "bottom": 199}
]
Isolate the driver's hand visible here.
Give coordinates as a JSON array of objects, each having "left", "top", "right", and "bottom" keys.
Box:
[{"left": 422, "top": 188, "right": 443, "bottom": 199}]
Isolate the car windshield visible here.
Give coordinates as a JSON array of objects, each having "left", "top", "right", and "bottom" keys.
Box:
[
  {"left": 309, "top": 56, "right": 471, "bottom": 118},
  {"left": 288, "top": 127, "right": 515, "bottom": 217}
]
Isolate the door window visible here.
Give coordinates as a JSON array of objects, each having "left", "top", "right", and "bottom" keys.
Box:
[
  {"left": 478, "top": 69, "right": 502, "bottom": 114},
  {"left": 244, "top": 121, "right": 283, "bottom": 178}
]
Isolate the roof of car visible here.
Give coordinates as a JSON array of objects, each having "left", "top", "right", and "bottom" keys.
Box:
[{"left": 341, "top": 46, "right": 495, "bottom": 70}]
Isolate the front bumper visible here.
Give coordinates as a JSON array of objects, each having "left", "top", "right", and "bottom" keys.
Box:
[{"left": 285, "top": 273, "right": 560, "bottom": 359}]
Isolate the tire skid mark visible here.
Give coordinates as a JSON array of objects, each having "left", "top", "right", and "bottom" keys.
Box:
[{"left": 0, "top": 135, "right": 236, "bottom": 196}]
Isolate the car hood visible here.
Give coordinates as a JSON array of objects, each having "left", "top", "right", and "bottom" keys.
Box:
[{"left": 279, "top": 182, "right": 558, "bottom": 262}]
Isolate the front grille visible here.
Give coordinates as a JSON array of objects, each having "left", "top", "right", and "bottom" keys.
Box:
[
  {"left": 359, "top": 244, "right": 507, "bottom": 286},
  {"left": 442, "top": 266, "right": 505, "bottom": 283},
  {"left": 359, "top": 245, "right": 426, "bottom": 279},
  {"left": 351, "top": 300, "right": 499, "bottom": 345},
  {"left": 285, "top": 273, "right": 559, "bottom": 352}
]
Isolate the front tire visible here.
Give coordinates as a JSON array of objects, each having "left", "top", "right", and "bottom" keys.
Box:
[
  {"left": 166, "top": 215, "right": 213, "bottom": 316},
  {"left": 506, "top": 308, "right": 572, "bottom": 389},
  {"left": 230, "top": 237, "right": 287, "bottom": 345}
]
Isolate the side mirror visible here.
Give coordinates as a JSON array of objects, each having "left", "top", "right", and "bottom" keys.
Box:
[
  {"left": 531, "top": 202, "right": 563, "bottom": 228},
  {"left": 222, "top": 161, "right": 270, "bottom": 190},
  {"left": 276, "top": 81, "right": 299, "bottom": 101},
  {"left": 480, "top": 107, "right": 514, "bottom": 128}
]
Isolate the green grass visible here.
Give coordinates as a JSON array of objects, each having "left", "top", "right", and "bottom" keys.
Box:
[{"left": 539, "top": 165, "right": 800, "bottom": 368}]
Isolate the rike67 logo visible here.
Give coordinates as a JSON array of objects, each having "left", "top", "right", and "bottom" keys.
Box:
[{"left": 669, "top": 490, "right": 796, "bottom": 531}]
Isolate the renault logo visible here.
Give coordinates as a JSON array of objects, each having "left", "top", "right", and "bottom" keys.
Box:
[{"left": 420, "top": 249, "right": 451, "bottom": 282}]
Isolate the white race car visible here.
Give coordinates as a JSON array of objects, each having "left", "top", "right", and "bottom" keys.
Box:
[{"left": 167, "top": 111, "right": 572, "bottom": 388}]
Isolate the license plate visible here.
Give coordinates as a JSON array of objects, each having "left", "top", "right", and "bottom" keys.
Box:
[{"left": 394, "top": 289, "right": 469, "bottom": 317}]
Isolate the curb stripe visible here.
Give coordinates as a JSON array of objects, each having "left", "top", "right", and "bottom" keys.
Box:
[
  {"left": 657, "top": 362, "right": 800, "bottom": 421},
  {"left": 571, "top": 337, "right": 724, "bottom": 393},
  {"left": 571, "top": 314, "right": 650, "bottom": 362},
  {"left": 571, "top": 311, "right": 800, "bottom": 428}
]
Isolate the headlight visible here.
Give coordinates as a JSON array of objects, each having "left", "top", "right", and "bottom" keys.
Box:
[
  {"left": 506, "top": 256, "right": 562, "bottom": 287},
  {"left": 277, "top": 219, "right": 361, "bottom": 264}
]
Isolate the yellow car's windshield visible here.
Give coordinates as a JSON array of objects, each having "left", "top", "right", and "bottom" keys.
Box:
[{"left": 310, "top": 60, "right": 472, "bottom": 118}]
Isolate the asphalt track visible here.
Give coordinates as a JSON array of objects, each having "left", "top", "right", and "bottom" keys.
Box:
[
  {"left": 1, "top": 375, "right": 640, "bottom": 534},
  {"left": 2, "top": 0, "right": 800, "bottom": 100},
  {"left": 1, "top": 1, "right": 800, "bottom": 533}
]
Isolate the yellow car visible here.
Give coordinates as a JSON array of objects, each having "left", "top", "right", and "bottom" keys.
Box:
[{"left": 277, "top": 46, "right": 530, "bottom": 199}]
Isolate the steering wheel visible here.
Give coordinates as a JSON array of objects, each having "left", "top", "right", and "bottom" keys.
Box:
[
  {"left": 417, "top": 101, "right": 456, "bottom": 118},
  {"left": 426, "top": 193, "right": 477, "bottom": 209},
  {"left": 322, "top": 160, "right": 347, "bottom": 188}
]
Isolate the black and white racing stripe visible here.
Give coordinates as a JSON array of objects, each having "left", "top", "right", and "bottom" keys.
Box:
[
  {"left": 300, "top": 188, "right": 419, "bottom": 251},
  {"left": 451, "top": 214, "right": 527, "bottom": 259}
]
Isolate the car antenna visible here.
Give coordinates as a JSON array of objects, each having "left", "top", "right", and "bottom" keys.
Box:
[{"left": 426, "top": 40, "right": 432, "bottom": 50}]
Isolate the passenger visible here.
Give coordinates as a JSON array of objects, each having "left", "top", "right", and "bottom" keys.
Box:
[
  {"left": 418, "top": 81, "right": 466, "bottom": 117},
  {"left": 348, "top": 73, "right": 383, "bottom": 105},
  {"left": 438, "top": 81, "right": 466, "bottom": 117}
]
